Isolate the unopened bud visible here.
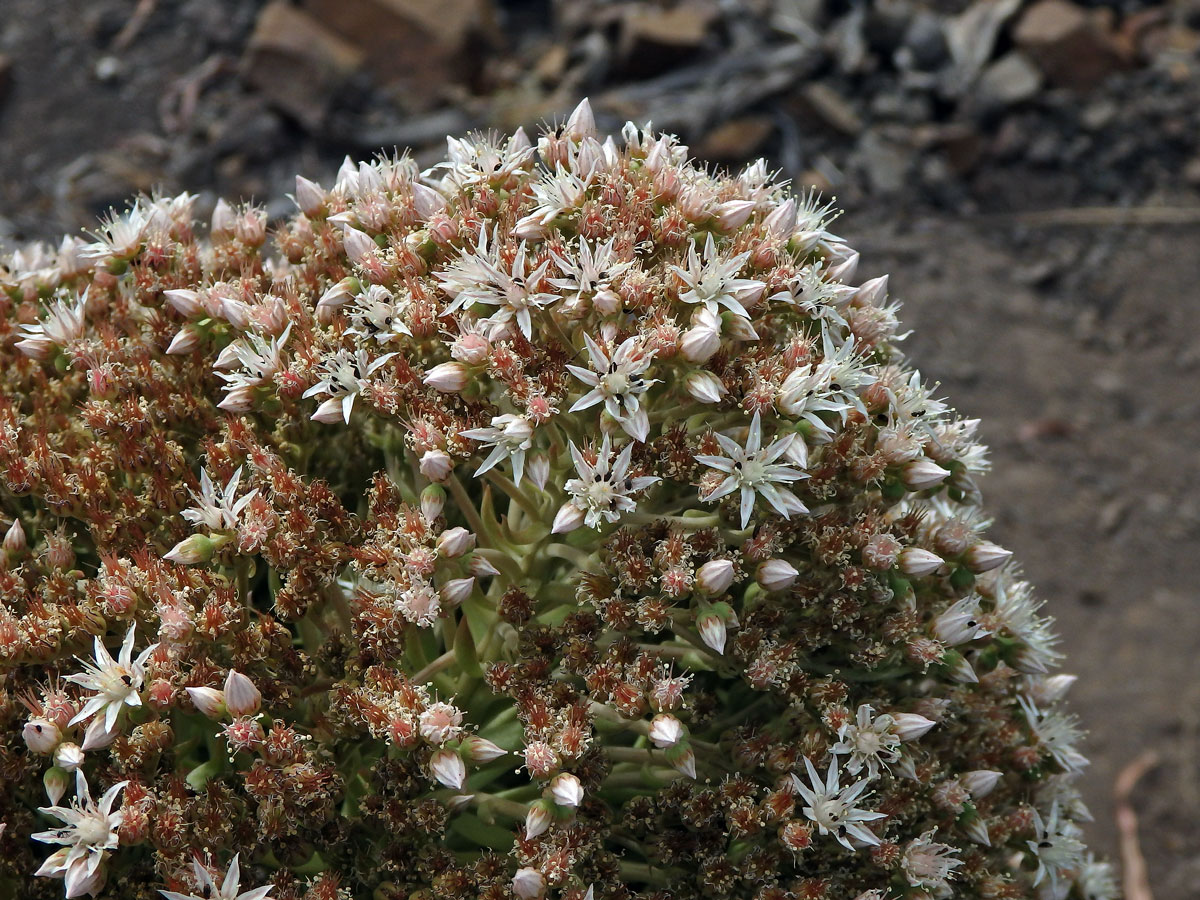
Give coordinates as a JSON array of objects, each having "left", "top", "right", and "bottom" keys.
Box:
[
  {"left": 81, "top": 718, "right": 119, "bottom": 751},
  {"left": 430, "top": 749, "right": 466, "bottom": 789},
  {"left": 421, "top": 484, "right": 446, "bottom": 521},
  {"left": 166, "top": 325, "right": 201, "bottom": 355},
  {"left": 713, "top": 199, "right": 756, "bottom": 231},
  {"left": 420, "top": 449, "right": 453, "bottom": 483},
  {"left": 512, "top": 867, "right": 546, "bottom": 900},
  {"left": 891, "top": 713, "right": 936, "bottom": 741},
  {"left": 424, "top": 361, "right": 469, "bottom": 393},
  {"left": 648, "top": 714, "right": 685, "bottom": 749},
  {"left": 756, "top": 559, "right": 798, "bottom": 592},
  {"left": 696, "top": 558, "right": 735, "bottom": 595},
  {"left": 294, "top": 175, "right": 325, "bottom": 216},
  {"left": 185, "top": 686, "right": 226, "bottom": 719},
  {"left": 964, "top": 541, "right": 1012, "bottom": 574},
  {"left": 696, "top": 610, "right": 727, "bottom": 655},
  {"left": 44, "top": 767, "right": 70, "bottom": 805},
  {"left": 552, "top": 503, "right": 586, "bottom": 535},
  {"left": 565, "top": 98, "right": 596, "bottom": 141},
  {"left": 164, "top": 533, "right": 228, "bottom": 565},
  {"left": 685, "top": 370, "right": 727, "bottom": 404},
  {"left": 664, "top": 741, "right": 697, "bottom": 779},
  {"left": 342, "top": 227, "right": 376, "bottom": 264},
  {"left": 549, "top": 772, "right": 584, "bottom": 808},
  {"left": 164, "top": 289, "right": 202, "bottom": 317},
  {"left": 680, "top": 324, "right": 721, "bottom": 363},
  {"left": 527, "top": 452, "right": 550, "bottom": 492},
  {"left": 903, "top": 458, "right": 951, "bottom": 490},
  {"left": 961, "top": 770, "right": 1002, "bottom": 798},
  {"left": 23, "top": 718, "right": 61, "bottom": 754},
  {"left": 468, "top": 554, "right": 500, "bottom": 578},
  {"left": 525, "top": 799, "right": 553, "bottom": 839},
  {"left": 223, "top": 670, "right": 261, "bottom": 717},
  {"left": 53, "top": 742, "right": 85, "bottom": 771},
  {"left": 462, "top": 735, "right": 507, "bottom": 762},
  {"left": 898, "top": 547, "right": 944, "bottom": 577},
  {"left": 4, "top": 519, "right": 26, "bottom": 554},
  {"left": 440, "top": 577, "right": 475, "bottom": 606},
  {"left": 437, "top": 527, "right": 475, "bottom": 558}
]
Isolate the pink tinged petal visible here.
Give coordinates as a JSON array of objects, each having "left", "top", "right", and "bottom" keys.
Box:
[
  {"left": 623, "top": 408, "right": 649, "bottom": 442},
  {"left": 739, "top": 487, "right": 756, "bottom": 528},
  {"left": 103, "top": 700, "right": 121, "bottom": 734}
]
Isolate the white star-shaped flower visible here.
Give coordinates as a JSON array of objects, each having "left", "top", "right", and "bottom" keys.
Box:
[
  {"left": 670, "top": 233, "right": 765, "bottom": 319},
  {"left": 791, "top": 756, "right": 885, "bottom": 850},
  {"left": 160, "top": 854, "right": 273, "bottom": 900},
  {"left": 695, "top": 412, "right": 808, "bottom": 528},
  {"left": 33, "top": 770, "right": 126, "bottom": 899},
  {"left": 554, "top": 434, "right": 659, "bottom": 532},
  {"left": 567, "top": 334, "right": 656, "bottom": 442},
  {"left": 66, "top": 624, "right": 158, "bottom": 734}
]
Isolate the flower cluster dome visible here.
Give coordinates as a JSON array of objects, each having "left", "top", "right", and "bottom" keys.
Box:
[{"left": 0, "top": 100, "right": 1112, "bottom": 900}]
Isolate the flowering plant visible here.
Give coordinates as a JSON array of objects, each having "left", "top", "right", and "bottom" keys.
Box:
[{"left": 0, "top": 100, "right": 1112, "bottom": 900}]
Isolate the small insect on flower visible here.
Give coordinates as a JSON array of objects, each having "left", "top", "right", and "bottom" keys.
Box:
[
  {"left": 33, "top": 770, "right": 127, "bottom": 899},
  {"left": 303, "top": 348, "right": 397, "bottom": 424},
  {"left": 696, "top": 412, "right": 808, "bottom": 529},
  {"left": 567, "top": 334, "right": 657, "bottom": 442},
  {"left": 66, "top": 624, "right": 158, "bottom": 734},
  {"left": 554, "top": 434, "right": 659, "bottom": 532},
  {"left": 791, "top": 756, "right": 886, "bottom": 850},
  {"left": 159, "top": 853, "right": 273, "bottom": 900}
]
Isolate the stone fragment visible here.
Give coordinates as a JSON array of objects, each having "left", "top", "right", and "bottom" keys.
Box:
[
  {"left": 697, "top": 117, "right": 775, "bottom": 161},
  {"left": 617, "top": 2, "right": 718, "bottom": 77},
  {"left": 799, "top": 82, "right": 864, "bottom": 136},
  {"left": 304, "top": 0, "right": 496, "bottom": 95},
  {"left": 974, "top": 51, "right": 1043, "bottom": 109},
  {"left": 241, "top": 2, "right": 363, "bottom": 130},
  {"left": 1013, "top": 0, "right": 1126, "bottom": 90}
]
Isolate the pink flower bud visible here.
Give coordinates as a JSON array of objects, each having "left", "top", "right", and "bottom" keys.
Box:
[
  {"left": 525, "top": 800, "right": 552, "bottom": 839},
  {"left": 763, "top": 199, "right": 797, "bottom": 238},
  {"left": 164, "top": 289, "right": 202, "bottom": 316},
  {"left": 4, "top": 519, "right": 26, "bottom": 554},
  {"left": 440, "top": 577, "right": 475, "bottom": 606},
  {"left": 310, "top": 397, "right": 346, "bottom": 424},
  {"left": 458, "top": 551, "right": 497, "bottom": 580},
  {"left": 964, "top": 541, "right": 1012, "bottom": 573},
  {"left": 713, "top": 199, "right": 756, "bottom": 231},
  {"left": 961, "top": 769, "right": 1002, "bottom": 798},
  {"left": 419, "top": 449, "right": 453, "bottom": 483},
  {"left": 891, "top": 712, "right": 936, "bottom": 741},
  {"left": 437, "top": 527, "right": 475, "bottom": 558},
  {"left": 185, "top": 686, "right": 226, "bottom": 719},
  {"left": 81, "top": 718, "right": 119, "bottom": 751},
  {"left": 430, "top": 749, "right": 466, "bottom": 789},
  {"left": 462, "top": 735, "right": 507, "bottom": 762},
  {"left": 223, "top": 670, "right": 261, "bottom": 717},
  {"left": 680, "top": 324, "right": 721, "bottom": 363},
  {"left": 512, "top": 867, "right": 546, "bottom": 900},
  {"left": 23, "top": 718, "right": 61, "bottom": 754},
  {"left": 685, "top": 370, "right": 726, "bottom": 404},
  {"left": 648, "top": 714, "right": 685, "bottom": 749},
  {"left": 696, "top": 610, "right": 727, "bottom": 655},
  {"left": 342, "top": 227, "right": 376, "bottom": 263},
  {"left": 825, "top": 249, "right": 859, "bottom": 283},
  {"left": 53, "top": 742, "right": 85, "bottom": 771},
  {"left": 411, "top": 182, "right": 446, "bottom": 220},
  {"left": 898, "top": 547, "right": 944, "bottom": 577},
  {"left": 565, "top": 98, "right": 596, "bottom": 141},
  {"left": 211, "top": 198, "right": 237, "bottom": 236},
  {"left": 664, "top": 741, "right": 697, "bottom": 779},
  {"left": 166, "top": 325, "right": 201, "bottom": 355},
  {"left": 552, "top": 503, "right": 585, "bottom": 535},
  {"left": 424, "top": 361, "right": 469, "bottom": 392},
  {"left": 421, "top": 484, "right": 446, "bottom": 521},
  {"left": 44, "top": 767, "right": 70, "bottom": 805},
  {"left": 527, "top": 452, "right": 550, "bottom": 491},
  {"left": 902, "top": 458, "right": 951, "bottom": 490},
  {"left": 294, "top": 175, "right": 325, "bottom": 215},
  {"left": 756, "top": 559, "right": 798, "bottom": 592},
  {"left": 696, "top": 559, "right": 735, "bottom": 595},
  {"left": 549, "top": 772, "right": 584, "bottom": 808},
  {"left": 854, "top": 274, "right": 889, "bottom": 307},
  {"left": 164, "top": 533, "right": 227, "bottom": 565},
  {"left": 962, "top": 815, "right": 991, "bottom": 846}
]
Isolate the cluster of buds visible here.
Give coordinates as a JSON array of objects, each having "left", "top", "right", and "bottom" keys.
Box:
[{"left": 0, "top": 100, "right": 1112, "bottom": 900}]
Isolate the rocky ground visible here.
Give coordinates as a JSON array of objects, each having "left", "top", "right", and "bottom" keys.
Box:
[{"left": 2, "top": 0, "right": 1198, "bottom": 895}]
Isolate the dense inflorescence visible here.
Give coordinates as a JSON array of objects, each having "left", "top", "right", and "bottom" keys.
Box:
[{"left": 0, "top": 101, "right": 1114, "bottom": 900}]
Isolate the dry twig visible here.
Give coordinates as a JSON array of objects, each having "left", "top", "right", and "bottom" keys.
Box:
[{"left": 1114, "top": 750, "right": 1159, "bottom": 900}]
